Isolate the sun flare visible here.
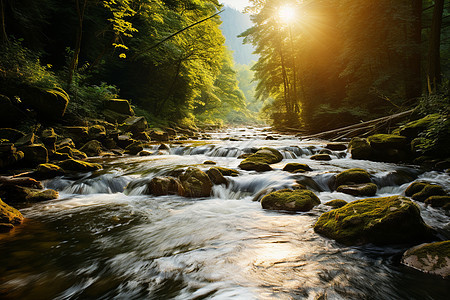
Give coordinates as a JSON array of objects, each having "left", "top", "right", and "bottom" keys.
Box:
[{"left": 278, "top": 5, "right": 297, "bottom": 24}]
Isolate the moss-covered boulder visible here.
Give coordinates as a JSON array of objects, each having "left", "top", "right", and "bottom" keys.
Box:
[
  {"left": 125, "top": 141, "right": 144, "bottom": 155},
  {"left": 103, "top": 109, "right": 130, "bottom": 124},
  {"left": 147, "top": 176, "right": 185, "bottom": 196},
  {"left": 122, "top": 116, "right": 148, "bottom": 134},
  {"left": 425, "top": 196, "right": 450, "bottom": 208},
  {"left": 336, "top": 183, "right": 378, "bottom": 197},
  {"left": 314, "top": 196, "right": 434, "bottom": 245},
  {"left": 0, "top": 198, "right": 24, "bottom": 232},
  {"left": 41, "top": 128, "right": 57, "bottom": 152},
  {"left": 311, "top": 154, "right": 332, "bottom": 161},
  {"left": 149, "top": 130, "right": 169, "bottom": 142},
  {"left": 401, "top": 241, "right": 450, "bottom": 278},
  {"left": 368, "top": 134, "right": 408, "bottom": 151},
  {"left": 261, "top": 188, "right": 320, "bottom": 212},
  {"left": 405, "top": 182, "right": 428, "bottom": 197},
  {"left": 104, "top": 99, "right": 134, "bottom": 116},
  {"left": 213, "top": 167, "right": 240, "bottom": 177},
  {"left": 56, "top": 138, "right": 75, "bottom": 150},
  {"left": 18, "top": 86, "right": 69, "bottom": 120},
  {"left": 203, "top": 160, "right": 216, "bottom": 165},
  {"left": 239, "top": 147, "right": 283, "bottom": 172},
  {"left": 207, "top": 167, "right": 228, "bottom": 185},
  {"left": 57, "top": 146, "right": 87, "bottom": 160},
  {"left": 88, "top": 125, "right": 106, "bottom": 140},
  {"left": 335, "top": 168, "right": 371, "bottom": 189},
  {"left": 63, "top": 126, "right": 89, "bottom": 145},
  {"left": 0, "top": 143, "right": 24, "bottom": 169},
  {"left": 325, "top": 143, "right": 347, "bottom": 151},
  {"left": 324, "top": 199, "right": 348, "bottom": 209},
  {"left": 133, "top": 131, "right": 151, "bottom": 142},
  {"left": 33, "top": 163, "right": 65, "bottom": 179},
  {"left": 399, "top": 114, "right": 441, "bottom": 139},
  {"left": 79, "top": 140, "right": 103, "bottom": 157},
  {"left": 180, "top": 167, "right": 213, "bottom": 197},
  {"left": 19, "top": 144, "right": 48, "bottom": 166},
  {"left": 0, "top": 185, "right": 58, "bottom": 203},
  {"left": 58, "top": 159, "right": 102, "bottom": 172},
  {"left": 349, "top": 137, "right": 373, "bottom": 160},
  {"left": 283, "top": 163, "right": 312, "bottom": 173},
  {"left": 411, "top": 184, "right": 446, "bottom": 202}
]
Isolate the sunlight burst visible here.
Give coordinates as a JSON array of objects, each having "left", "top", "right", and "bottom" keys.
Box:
[{"left": 278, "top": 5, "right": 297, "bottom": 24}]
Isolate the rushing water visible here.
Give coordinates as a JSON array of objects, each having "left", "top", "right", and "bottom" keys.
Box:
[{"left": 1, "top": 128, "right": 449, "bottom": 300}]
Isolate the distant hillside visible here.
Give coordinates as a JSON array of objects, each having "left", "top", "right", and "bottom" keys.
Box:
[{"left": 220, "top": 7, "right": 258, "bottom": 65}]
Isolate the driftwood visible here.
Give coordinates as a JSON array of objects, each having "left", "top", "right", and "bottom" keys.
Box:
[{"left": 300, "top": 109, "right": 415, "bottom": 141}]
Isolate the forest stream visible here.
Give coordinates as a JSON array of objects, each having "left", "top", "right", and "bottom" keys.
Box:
[{"left": 0, "top": 127, "right": 449, "bottom": 300}]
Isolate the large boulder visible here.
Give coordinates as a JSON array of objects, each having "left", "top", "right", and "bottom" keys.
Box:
[
  {"left": 324, "top": 199, "right": 348, "bottom": 209},
  {"left": 261, "top": 188, "right": 320, "bottom": 212},
  {"left": 207, "top": 167, "right": 228, "bottom": 185},
  {"left": 58, "top": 159, "right": 102, "bottom": 172},
  {"left": 104, "top": 99, "right": 134, "bottom": 116},
  {"left": 88, "top": 125, "right": 106, "bottom": 141},
  {"left": 0, "top": 198, "right": 24, "bottom": 232},
  {"left": 122, "top": 116, "right": 148, "bottom": 134},
  {"left": 18, "top": 144, "right": 48, "bottom": 166},
  {"left": 311, "top": 154, "right": 332, "bottom": 161},
  {"left": 103, "top": 109, "right": 131, "bottom": 124},
  {"left": 399, "top": 114, "right": 441, "bottom": 139},
  {"left": 407, "top": 182, "right": 447, "bottom": 202},
  {"left": 17, "top": 86, "right": 69, "bottom": 120},
  {"left": 336, "top": 183, "right": 378, "bottom": 197},
  {"left": 147, "top": 177, "right": 185, "bottom": 196},
  {"left": 239, "top": 147, "right": 283, "bottom": 172},
  {"left": 179, "top": 167, "right": 213, "bottom": 197},
  {"left": 349, "top": 137, "right": 373, "bottom": 160},
  {"left": 125, "top": 141, "right": 144, "bottom": 155},
  {"left": 149, "top": 130, "right": 169, "bottom": 142},
  {"left": 0, "top": 185, "right": 58, "bottom": 203},
  {"left": 213, "top": 167, "right": 240, "bottom": 177},
  {"left": 314, "top": 196, "right": 434, "bottom": 245},
  {"left": 367, "top": 134, "right": 410, "bottom": 162},
  {"left": 63, "top": 126, "right": 89, "bottom": 146},
  {"left": 325, "top": 143, "right": 347, "bottom": 151},
  {"left": 335, "top": 168, "right": 371, "bottom": 189},
  {"left": 41, "top": 128, "right": 57, "bottom": 153},
  {"left": 425, "top": 196, "right": 450, "bottom": 209},
  {"left": 57, "top": 146, "right": 88, "bottom": 160},
  {"left": 401, "top": 241, "right": 450, "bottom": 278},
  {"left": 33, "top": 163, "right": 65, "bottom": 179},
  {"left": 79, "top": 140, "right": 103, "bottom": 157},
  {"left": 283, "top": 163, "right": 312, "bottom": 173}
]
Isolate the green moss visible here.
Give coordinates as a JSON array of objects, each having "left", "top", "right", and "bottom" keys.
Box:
[
  {"left": 404, "top": 241, "right": 450, "bottom": 273},
  {"left": 412, "top": 184, "right": 446, "bottom": 202},
  {"left": 424, "top": 196, "right": 450, "bottom": 208},
  {"left": 0, "top": 198, "right": 24, "bottom": 226},
  {"left": 59, "top": 159, "right": 102, "bottom": 172},
  {"left": 367, "top": 134, "right": 408, "bottom": 150},
  {"left": 405, "top": 182, "right": 427, "bottom": 197},
  {"left": 34, "top": 163, "right": 65, "bottom": 179},
  {"left": 399, "top": 114, "right": 441, "bottom": 138},
  {"left": 349, "top": 137, "right": 373, "bottom": 160},
  {"left": 336, "top": 183, "right": 377, "bottom": 197},
  {"left": 239, "top": 147, "right": 282, "bottom": 172},
  {"left": 261, "top": 188, "right": 320, "bottom": 212},
  {"left": 335, "top": 168, "right": 371, "bottom": 188},
  {"left": 314, "top": 196, "right": 434, "bottom": 245},
  {"left": 311, "top": 154, "right": 332, "bottom": 161},
  {"left": 283, "top": 163, "right": 312, "bottom": 173},
  {"left": 324, "top": 199, "right": 348, "bottom": 208},
  {"left": 214, "top": 167, "right": 240, "bottom": 177}
]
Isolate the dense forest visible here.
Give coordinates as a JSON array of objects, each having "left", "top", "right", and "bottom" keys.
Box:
[
  {"left": 242, "top": 0, "right": 450, "bottom": 133},
  {"left": 0, "top": 0, "right": 256, "bottom": 129}
]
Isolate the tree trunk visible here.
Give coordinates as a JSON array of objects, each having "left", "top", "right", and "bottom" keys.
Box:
[
  {"left": 427, "top": 0, "right": 444, "bottom": 94},
  {"left": 405, "top": 0, "right": 422, "bottom": 101},
  {"left": 68, "top": 0, "right": 88, "bottom": 86}
]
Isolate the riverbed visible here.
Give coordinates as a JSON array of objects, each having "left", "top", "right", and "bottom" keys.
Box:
[{"left": 1, "top": 127, "right": 449, "bottom": 299}]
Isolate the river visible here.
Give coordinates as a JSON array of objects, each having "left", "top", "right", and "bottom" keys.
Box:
[{"left": 0, "top": 127, "right": 449, "bottom": 299}]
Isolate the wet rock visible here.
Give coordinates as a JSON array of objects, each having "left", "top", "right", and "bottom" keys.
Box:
[
  {"left": 133, "top": 131, "right": 151, "bottom": 142},
  {"left": 319, "top": 149, "right": 332, "bottom": 155},
  {"left": 0, "top": 185, "right": 58, "bottom": 203},
  {"left": 335, "top": 168, "right": 371, "bottom": 188},
  {"left": 79, "top": 140, "right": 103, "bottom": 157},
  {"left": 122, "top": 116, "right": 148, "bottom": 134},
  {"left": 203, "top": 160, "right": 216, "bottom": 165},
  {"left": 19, "top": 144, "right": 48, "bottom": 166},
  {"left": 148, "top": 176, "right": 185, "bottom": 196},
  {"left": 239, "top": 147, "right": 282, "bottom": 172},
  {"left": 57, "top": 146, "right": 88, "bottom": 160},
  {"left": 102, "top": 138, "right": 117, "bottom": 149},
  {"left": 138, "top": 150, "right": 152, "bottom": 156},
  {"left": 213, "top": 167, "right": 240, "bottom": 177},
  {"left": 158, "top": 143, "right": 170, "bottom": 151},
  {"left": 58, "top": 159, "right": 102, "bottom": 172},
  {"left": 261, "top": 188, "right": 320, "bottom": 212},
  {"left": 63, "top": 126, "right": 89, "bottom": 145},
  {"left": 336, "top": 183, "right": 378, "bottom": 197},
  {"left": 125, "top": 141, "right": 144, "bottom": 155},
  {"left": 368, "top": 134, "right": 408, "bottom": 151},
  {"left": 33, "top": 163, "right": 65, "bottom": 179},
  {"left": 349, "top": 137, "right": 373, "bottom": 160},
  {"left": 149, "top": 130, "right": 169, "bottom": 142},
  {"left": 283, "top": 163, "right": 312, "bottom": 173},
  {"left": 103, "top": 109, "right": 130, "bottom": 124},
  {"left": 207, "top": 168, "right": 228, "bottom": 185},
  {"left": 405, "top": 182, "right": 428, "bottom": 197},
  {"left": 179, "top": 167, "right": 213, "bottom": 197},
  {"left": 425, "top": 196, "right": 450, "bottom": 208},
  {"left": 411, "top": 184, "right": 446, "bottom": 202},
  {"left": 88, "top": 125, "right": 106, "bottom": 140},
  {"left": 314, "top": 196, "right": 434, "bottom": 246},
  {"left": 401, "top": 241, "right": 450, "bottom": 278},
  {"left": 104, "top": 99, "right": 134, "bottom": 116},
  {"left": 0, "top": 198, "right": 24, "bottom": 232},
  {"left": 324, "top": 199, "right": 348, "bottom": 208},
  {"left": 325, "top": 143, "right": 347, "bottom": 151},
  {"left": 0, "top": 128, "right": 25, "bottom": 142},
  {"left": 311, "top": 154, "right": 332, "bottom": 161},
  {"left": 56, "top": 138, "right": 75, "bottom": 149},
  {"left": 237, "top": 153, "right": 251, "bottom": 159}
]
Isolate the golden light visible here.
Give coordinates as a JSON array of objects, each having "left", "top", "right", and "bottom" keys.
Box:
[{"left": 278, "top": 5, "right": 297, "bottom": 24}]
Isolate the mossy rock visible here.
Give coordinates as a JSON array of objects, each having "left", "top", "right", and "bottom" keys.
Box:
[
  {"left": 79, "top": 140, "right": 103, "bottom": 157},
  {"left": 104, "top": 99, "right": 134, "bottom": 116},
  {"left": 17, "top": 86, "right": 69, "bottom": 120},
  {"left": 88, "top": 125, "right": 106, "bottom": 140},
  {"left": 59, "top": 159, "right": 102, "bottom": 172},
  {"left": 0, "top": 128, "right": 25, "bottom": 143},
  {"left": 0, "top": 198, "right": 23, "bottom": 232},
  {"left": 424, "top": 196, "right": 450, "bottom": 208},
  {"left": 349, "top": 137, "right": 373, "bottom": 160},
  {"left": 399, "top": 114, "right": 441, "bottom": 139},
  {"left": 63, "top": 126, "right": 89, "bottom": 145},
  {"left": 207, "top": 168, "right": 228, "bottom": 185},
  {"left": 147, "top": 176, "right": 185, "bottom": 196},
  {"left": 261, "top": 188, "right": 320, "bottom": 212},
  {"left": 325, "top": 143, "right": 347, "bottom": 151},
  {"left": 324, "top": 199, "right": 348, "bottom": 209},
  {"left": 283, "top": 163, "right": 312, "bottom": 173},
  {"left": 367, "top": 134, "right": 408, "bottom": 151},
  {"left": 57, "top": 146, "right": 87, "bottom": 160},
  {"left": 311, "top": 154, "right": 332, "bottom": 161},
  {"left": 314, "top": 196, "right": 434, "bottom": 245},
  {"left": 103, "top": 109, "right": 130, "bottom": 124},
  {"left": 203, "top": 160, "right": 216, "bottom": 165},
  {"left": 213, "top": 167, "right": 240, "bottom": 177},
  {"left": 179, "top": 167, "right": 213, "bottom": 198},
  {"left": 335, "top": 168, "right": 371, "bottom": 188},
  {"left": 239, "top": 147, "right": 282, "bottom": 172},
  {"left": 149, "top": 130, "right": 169, "bottom": 142},
  {"left": 0, "top": 185, "right": 58, "bottom": 203},
  {"left": 19, "top": 144, "right": 48, "bottom": 166},
  {"left": 405, "top": 182, "right": 428, "bottom": 197},
  {"left": 125, "top": 141, "right": 144, "bottom": 155},
  {"left": 336, "top": 183, "right": 377, "bottom": 197},
  {"left": 411, "top": 184, "right": 446, "bottom": 202},
  {"left": 56, "top": 138, "right": 76, "bottom": 150},
  {"left": 319, "top": 149, "right": 333, "bottom": 155},
  {"left": 33, "top": 163, "right": 65, "bottom": 179},
  {"left": 0, "top": 144, "right": 24, "bottom": 169},
  {"left": 401, "top": 241, "right": 450, "bottom": 278},
  {"left": 41, "top": 128, "right": 57, "bottom": 144},
  {"left": 122, "top": 116, "right": 148, "bottom": 134}
]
